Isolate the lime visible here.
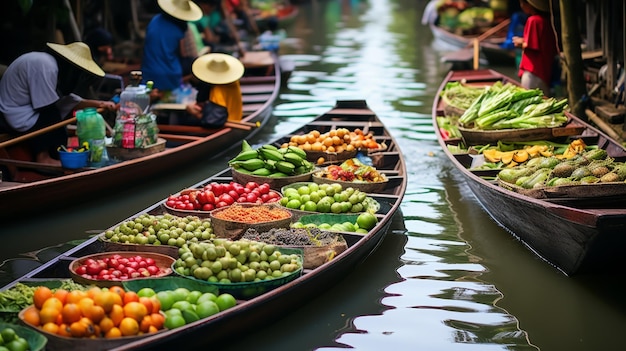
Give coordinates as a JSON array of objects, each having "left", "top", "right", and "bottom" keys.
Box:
[
  {"left": 156, "top": 291, "right": 177, "bottom": 310},
  {"left": 303, "top": 201, "right": 317, "bottom": 212},
  {"left": 0, "top": 346, "right": 8, "bottom": 351},
  {"left": 316, "top": 199, "right": 331, "bottom": 213},
  {"left": 356, "top": 212, "right": 378, "bottom": 230},
  {"left": 181, "top": 309, "right": 200, "bottom": 324},
  {"left": 164, "top": 308, "right": 182, "bottom": 318},
  {"left": 173, "top": 288, "right": 191, "bottom": 302},
  {"left": 196, "top": 292, "right": 218, "bottom": 304},
  {"left": 137, "top": 287, "right": 156, "bottom": 298},
  {"left": 330, "top": 202, "right": 343, "bottom": 213},
  {"left": 215, "top": 293, "right": 237, "bottom": 311},
  {"left": 297, "top": 185, "right": 310, "bottom": 195},
  {"left": 186, "top": 290, "right": 203, "bottom": 304},
  {"left": 195, "top": 300, "right": 220, "bottom": 318},
  {"left": 0, "top": 328, "right": 16, "bottom": 343},
  {"left": 164, "top": 314, "right": 186, "bottom": 329},
  {"left": 286, "top": 199, "right": 302, "bottom": 209},
  {"left": 172, "top": 300, "right": 194, "bottom": 312},
  {"left": 6, "top": 338, "right": 28, "bottom": 351}
]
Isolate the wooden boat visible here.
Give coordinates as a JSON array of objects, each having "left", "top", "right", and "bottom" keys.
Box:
[
  {"left": 433, "top": 69, "right": 626, "bottom": 275},
  {"left": 429, "top": 21, "right": 516, "bottom": 67},
  {"left": 0, "top": 53, "right": 282, "bottom": 218},
  {"left": 0, "top": 100, "right": 407, "bottom": 350},
  {"left": 253, "top": 0, "right": 299, "bottom": 31}
]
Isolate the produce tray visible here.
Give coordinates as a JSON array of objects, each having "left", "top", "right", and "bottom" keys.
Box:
[
  {"left": 231, "top": 167, "right": 316, "bottom": 191},
  {"left": 311, "top": 173, "right": 388, "bottom": 193},
  {"left": 106, "top": 137, "right": 166, "bottom": 161},
  {"left": 69, "top": 251, "right": 175, "bottom": 287},
  {"left": 171, "top": 248, "right": 304, "bottom": 299},
  {"left": 18, "top": 309, "right": 166, "bottom": 351},
  {"left": 209, "top": 203, "right": 293, "bottom": 240},
  {"left": 458, "top": 120, "right": 585, "bottom": 145},
  {"left": 497, "top": 178, "right": 626, "bottom": 200}
]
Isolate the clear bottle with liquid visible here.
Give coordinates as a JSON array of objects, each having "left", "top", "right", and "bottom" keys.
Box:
[{"left": 118, "top": 71, "right": 150, "bottom": 119}]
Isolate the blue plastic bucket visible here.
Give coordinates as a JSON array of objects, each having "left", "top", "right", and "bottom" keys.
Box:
[{"left": 59, "top": 151, "right": 90, "bottom": 169}]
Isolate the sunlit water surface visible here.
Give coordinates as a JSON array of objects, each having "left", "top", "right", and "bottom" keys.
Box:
[{"left": 2, "top": 1, "right": 626, "bottom": 350}]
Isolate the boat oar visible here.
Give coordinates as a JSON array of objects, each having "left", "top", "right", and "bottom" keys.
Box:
[{"left": 0, "top": 117, "right": 77, "bottom": 149}]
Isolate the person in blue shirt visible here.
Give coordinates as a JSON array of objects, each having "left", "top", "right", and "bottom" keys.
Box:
[{"left": 141, "top": 0, "right": 203, "bottom": 94}]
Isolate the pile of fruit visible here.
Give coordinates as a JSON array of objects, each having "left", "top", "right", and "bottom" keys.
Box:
[
  {"left": 314, "top": 158, "right": 387, "bottom": 183},
  {"left": 102, "top": 213, "right": 214, "bottom": 248},
  {"left": 72, "top": 253, "right": 169, "bottom": 282},
  {"left": 291, "top": 212, "right": 379, "bottom": 233},
  {"left": 0, "top": 327, "right": 31, "bottom": 351},
  {"left": 280, "top": 128, "right": 385, "bottom": 153},
  {"left": 165, "top": 181, "right": 281, "bottom": 212},
  {"left": 173, "top": 239, "right": 302, "bottom": 283},
  {"left": 279, "top": 182, "right": 379, "bottom": 214},
  {"left": 137, "top": 287, "right": 236, "bottom": 330},
  {"left": 229, "top": 141, "right": 314, "bottom": 177},
  {"left": 20, "top": 285, "right": 164, "bottom": 338}
]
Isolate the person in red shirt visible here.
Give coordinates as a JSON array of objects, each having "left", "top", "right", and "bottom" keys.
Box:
[{"left": 512, "top": 0, "right": 558, "bottom": 96}]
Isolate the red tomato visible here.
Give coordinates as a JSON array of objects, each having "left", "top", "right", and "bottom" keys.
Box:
[
  {"left": 147, "top": 266, "right": 160, "bottom": 275},
  {"left": 185, "top": 203, "right": 195, "bottom": 210},
  {"left": 212, "top": 183, "right": 224, "bottom": 196},
  {"left": 196, "top": 191, "right": 207, "bottom": 204},
  {"left": 205, "top": 191, "right": 216, "bottom": 204},
  {"left": 245, "top": 181, "right": 259, "bottom": 190},
  {"left": 228, "top": 190, "right": 239, "bottom": 199},
  {"left": 237, "top": 197, "right": 248, "bottom": 203},
  {"left": 75, "top": 266, "right": 87, "bottom": 275},
  {"left": 145, "top": 258, "right": 155, "bottom": 266},
  {"left": 246, "top": 193, "right": 258, "bottom": 203},
  {"left": 202, "top": 203, "right": 214, "bottom": 211},
  {"left": 258, "top": 183, "right": 270, "bottom": 194},
  {"left": 261, "top": 193, "right": 270, "bottom": 203},
  {"left": 216, "top": 201, "right": 229, "bottom": 208},
  {"left": 219, "top": 193, "right": 234, "bottom": 205}
]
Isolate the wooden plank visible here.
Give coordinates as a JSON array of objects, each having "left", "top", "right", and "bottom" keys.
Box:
[
  {"left": 157, "top": 133, "right": 204, "bottom": 142},
  {"left": 0, "top": 158, "right": 68, "bottom": 173}
]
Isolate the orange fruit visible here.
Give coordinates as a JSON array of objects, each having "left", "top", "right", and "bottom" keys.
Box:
[
  {"left": 109, "top": 304, "right": 125, "bottom": 326},
  {"left": 99, "top": 316, "right": 115, "bottom": 334},
  {"left": 105, "top": 327, "right": 122, "bottom": 338},
  {"left": 109, "top": 285, "right": 126, "bottom": 301},
  {"left": 139, "top": 315, "right": 152, "bottom": 333},
  {"left": 41, "top": 297, "right": 63, "bottom": 312},
  {"left": 65, "top": 290, "right": 88, "bottom": 304},
  {"left": 33, "top": 286, "right": 53, "bottom": 309},
  {"left": 119, "top": 317, "right": 139, "bottom": 336},
  {"left": 94, "top": 290, "right": 118, "bottom": 313},
  {"left": 123, "top": 291, "right": 139, "bottom": 304},
  {"left": 56, "top": 323, "right": 72, "bottom": 337},
  {"left": 41, "top": 322, "right": 59, "bottom": 334},
  {"left": 79, "top": 317, "right": 96, "bottom": 337},
  {"left": 21, "top": 305, "right": 41, "bottom": 326},
  {"left": 69, "top": 320, "right": 88, "bottom": 337},
  {"left": 53, "top": 289, "right": 69, "bottom": 304},
  {"left": 123, "top": 301, "right": 148, "bottom": 322},
  {"left": 148, "top": 325, "right": 159, "bottom": 333},
  {"left": 150, "top": 313, "right": 165, "bottom": 330},
  {"left": 61, "top": 303, "right": 82, "bottom": 324},
  {"left": 85, "top": 304, "right": 105, "bottom": 324},
  {"left": 86, "top": 286, "right": 102, "bottom": 300},
  {"left": 138, "top": 297, "right": 155, "bottom": 315},
  {"left": 39, "top": 307, "right": 61, "bottom": 325}
]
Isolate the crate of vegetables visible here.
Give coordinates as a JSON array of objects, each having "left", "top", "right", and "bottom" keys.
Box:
[{"left": 209, "top": 203, "right": 292, "bottom": 240}]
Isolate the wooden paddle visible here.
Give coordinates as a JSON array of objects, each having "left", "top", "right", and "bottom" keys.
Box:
[
  {"left": 468, "top": 18, "right": 511, "bottom": 70},
  {"left": 0, "top": 117, "right": 77, "bottom": 149}
]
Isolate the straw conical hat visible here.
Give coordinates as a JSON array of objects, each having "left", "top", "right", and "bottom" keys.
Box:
[
  {"left": 157, "top": 0, "right": 203, "bottom": 22},
  {"left": 527, "top": 0, "right": 550, "bottom": 12},
  {"left": 46, "top": 42, "right": 105, "bottom": 77},
  {"left": 192, "top": 53, "right": 245, "bottom": 85}
]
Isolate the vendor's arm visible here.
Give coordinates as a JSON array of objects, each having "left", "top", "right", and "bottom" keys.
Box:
[{"left": 74, "top": 99, "right": 117, "bottom": 112}]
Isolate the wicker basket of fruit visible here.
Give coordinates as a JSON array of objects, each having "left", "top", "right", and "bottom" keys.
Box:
[
  {"left": 69, "top": 251, "right": 175, "bottom": 287},
  {"left": 171, "top": 239, "right": 303, "bottom": 299},
  {"left": 312, "top": 158, "right": 388, "bottom": 193},
  {"left": 209, "top": 203, "right": 293, "bottom": 240}
]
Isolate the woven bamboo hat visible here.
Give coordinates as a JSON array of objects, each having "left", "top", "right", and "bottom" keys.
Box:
[
  {"left": 526, "top": 0, "right": 550, "bottom": 12},
  {"left": 157, "top": 0, "right": 203, "bottom": 22},
  {"left": 46, "top": 42, "right": 105, "bottom": 77},
  {"left": 192, "top": 53, "right": 245, "bottom": 85}
]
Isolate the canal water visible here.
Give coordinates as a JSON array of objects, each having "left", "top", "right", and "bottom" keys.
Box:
[{"left": 2, "top": 0, "right": 625, "bottom": 350}]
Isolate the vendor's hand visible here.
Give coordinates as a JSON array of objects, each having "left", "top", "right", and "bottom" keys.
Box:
[
  {"left": 98, "top": 101, "right": 117, "bottom": 111},
  {"left": 512, "top": 36, "right": 524, "bottom": 48},
  {"left": 186, "top": 103, "right": 202, "bottom": 119}
]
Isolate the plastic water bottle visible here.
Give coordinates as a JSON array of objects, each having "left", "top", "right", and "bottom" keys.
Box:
[
  {"left": 118, "top": 71, "right": 150, "bottom": 119},
  {"left": 76, "top": 107, "right": 108, "bottom": 166}
]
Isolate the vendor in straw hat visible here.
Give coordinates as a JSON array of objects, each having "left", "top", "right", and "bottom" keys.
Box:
[
  {"left": 141, "top": 0, "right": 204, "bottom": 93},
  {"left": 512, "top": 0, "right": 558, "bottom": 96},
  {"left": 0, "top": 42, "right": 117, "bottom": 165},
  {"left": 174, "top": 53, "right": 245, "bottom": 127}
]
